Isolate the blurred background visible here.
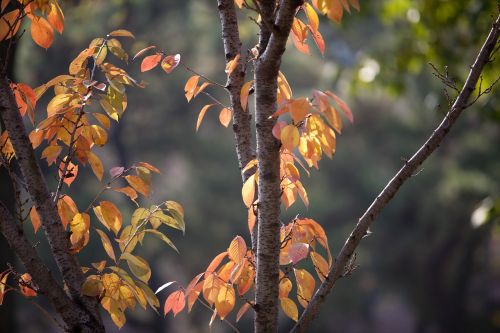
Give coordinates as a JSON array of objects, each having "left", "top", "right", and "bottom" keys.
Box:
[{"left": 1, "top": 0, "right": 499, "bottom": 332}]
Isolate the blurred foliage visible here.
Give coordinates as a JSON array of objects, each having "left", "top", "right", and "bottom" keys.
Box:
[{"left": 2, "top": 0, "right": 499, "bottom": 332}]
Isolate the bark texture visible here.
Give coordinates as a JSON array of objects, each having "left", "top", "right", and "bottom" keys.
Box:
[
  {"left": 292, "top": 14, "right": 500, "bottom": 333},
  {"left": 253, "top": 1, "right": 304, "bottom": 332},
  {"left": 0, "top": 76, "right": 104, "bottom": 332}
]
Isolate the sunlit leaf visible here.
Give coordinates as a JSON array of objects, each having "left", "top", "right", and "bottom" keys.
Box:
[
  {"left": 215, "top": 283, "right": 235, "bottom": 320},
  {"left": 242, "top": 173, "right": 256, "bottom": 208},
  {"left": 29, "top": 206, "right": 41, "bottom": 233},
  {"left": 280, "top": 125, "right": 300, "bottom": 151},
  {"left": 141, "top": 53, "right": 162, "bottom": 72},
  {"left": 87, "top": 151, "right": 104, "bottom": 181},
  {"left": 240, "top": 80, "right": 253, "bottom": 110},
  {"left": 195, "top": 104, "right": 214, "bottom": 131},
  {"left": 121, "top": 253, "right": 151, "bottom": 283},
  {"left": 225, "top": 54, "right": 240, "bottom": 75},
  {"left": 108, "top": 29, "right": 135, "bottom": 38},
  {"left": 236, "top": 302, "right": 251, "bottom": 322},
  {"left": 161, "top": 54, "right": 181, "bottom": 73},
  {"left": 95, "top": 228, "right": 116, "bottom": 262},
  {"left": 30, "top": 16, "right": 54, "bottom": 49},
  {"left": 184, "top": 75, "right": 200, "bottom": 102},
  {"left": 219, "top": 107, "right": 232, "bottom": 128},
  {"left": 227, "top": 235, "right": 247, "bottom": 264},
  {"left": 280, "top": 297, "right": 298, "bottom": 321},
  {"left": 206, "top": 252, "right": 228, "bottom": 274},
  {"left": 125, "top": 175, "right": 150, "bottom": 197},
  {"left": 155, "top": 281, "right": 176, "bottom": 295},
  {"left": 82, "top": 276, "right": 104, "bottom": 297}
]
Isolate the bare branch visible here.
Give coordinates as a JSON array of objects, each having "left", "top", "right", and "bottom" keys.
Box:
[{"left": 292, "top": 14, "right": 500, "bottom": 333}]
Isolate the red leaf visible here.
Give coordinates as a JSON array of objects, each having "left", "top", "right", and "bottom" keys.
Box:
[{"left": 141, "top": 54, "right": 162, "bottom": 72}]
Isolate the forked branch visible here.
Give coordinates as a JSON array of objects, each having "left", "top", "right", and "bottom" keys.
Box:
[{"left": 292, "top": 13, "right": 500, "bottom": 333}]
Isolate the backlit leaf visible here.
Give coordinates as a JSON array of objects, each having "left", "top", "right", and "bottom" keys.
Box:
[
  {"left": 95, "top": 228, "right": 116, "bottom": 262},
  {"left": 30, "top": 16, "right": 54, "bottom": 49},
  {"left": 240, "top": 80, "right": 253, "bottom": 110},
  {"left": 280, "top": 125, "right": 300, "bottom": 151},
  {"left": 87, "top": 151, "right": 104, "bottom": 181},
  {"left": 195, "top": 104, "right": 213, "bottom": 131},
  {"left": 121, "top": 253, "right": 151, "bottom": 283},
  {"left": 236, "top": 302, "right": 251, "bottom": 322},
  {"left": 125, "top": 175, "right": 150, "bottom": 197},
  {"left": 143, "top": 229, "right": 179, "bottom": 253},
  {"left": 225, "top": 54, "right": 240, "bottom": 75},
  {"left": 184, "top": 75, "right": 200, "bottom": 102},
  {"left": 29, "top": 207, "right": 41, "bottom": 233},
  {"left": 280, "top": 297, "right": 298, "bottom": 321},
  {"left": 216, "top": 284, "right": 235, "bottom": 320},
  {"left": 141, "top": 53, "right": 162, "bottom": 72},
  {"left": 155, "top": 281, "right": 176, "bottom": 295},
  {"left": 218, "top": 107, "right": 232, "bottom": 128},
  {"left": 161, "top": 54, "right": 181, "bottom": 73},
  {"left": 0, "top": 10, "right": 21, "bottom": 41},
  {"left": 133, "top": 46, "right": 156, "bottom": 60},
  {"left": 206, "top": 252, "right": 227, "bottom": 274},
  {"left": 108, "top": 29, "right": 135, "bottom": 38},
  {"left": 164, "top": 290, "right": 185, "bottom": 317},
  {"left": 242, "top": 173, "right": 256, "bottom": 208},
  {"left": 227, "top": 235, "right": 247, "bottom": 264}
]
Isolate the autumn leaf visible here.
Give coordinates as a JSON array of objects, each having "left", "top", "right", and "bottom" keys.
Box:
[
  {"left": 236, "top": 302, "right": 251, "bottom": 322},
  {"left": 87, "top": 151, "right": 104, "bottom": 181},
  {"left": 0, "top": 10, "right": 21, "bottom": 41},
  {"left": 205, "top": 252, "right": 228, "bottom": 275},
  {"left": 141, "top": 53, "right": 162, "bottom": 72},
  {"left": 108, "top": 29, "right": 135, "bottom": 38},
  {"left": 240, "top": 80, "right": 253, "bottom": 110},
  {"left": 195, "top": 104, "right": 214, "bottom": 131},
  {"left": 95, "top": 228, "right": 116, "bottom": 262},
  {"left": 280, "top": 297, "right": 298, "bottom": 321},
  {"left": 227, "top": 235, "right": 247, "bottom": 264},
  {"left": 280, "top": 125, "right": 300, "bottom": 151},
  {"left": 47, "top": 1, "right": 64, "bottom": 34},
  {"left": 30, "top": 16, "right": 54, "bottom": 49},
  {"left": 215, "top": 283, "right": 235, "bottom": 320},
  {"left": 218, "top": 107, "right": 232, "bottom": 127},
  {"left": 225, "top": 54, "right": 240, "bottom": 75},
  {"left": 241, "top": 173, "right": 256, "bottom": 208},
  {"left": 125, "top": 175, "right": 150, "bottom": 197},
  {"left": 161, "top": 54, "right": 181, "bottom": 73},
  {"left": 121, "top": 253, "right": 151, "bottom": 283},
  {"left": 29, "top": 207, "right": 41, "bottom": 233},
  {"left": 133, "top": 46, "right": 157, "bottom": 60},
  {"left": 19, "top": 273, "right": 37, "bottom": 297},
  {"left": 163, "top": 290, "right": 185, "bottom": 317},
  {"left": 184, "top": 75, "right": 200, "bottom": 102}
]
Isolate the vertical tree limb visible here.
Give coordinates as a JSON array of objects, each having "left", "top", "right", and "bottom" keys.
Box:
[
  {"left": 0, "top": 76, "right": 104, "bottom": 332},
  {"left": 253, "top": 1, "right": 304, "bottom": 332},
  {"left": 0, "top": 201, "right": 100, "bottom": 332},
  {"left": 217, "top": 0, "right": 258, "bottom": 248},
  {"left": 291, "top": 14, "right": 500, "bottom": 333}
]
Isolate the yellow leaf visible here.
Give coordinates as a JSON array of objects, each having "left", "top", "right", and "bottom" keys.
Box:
[
  {"left": 30, "top": 16, "right": 54, "bottom": 49},
  {"left": 87, "top": 151, "right": 104, "bottom": 181},
  {"left": 121, "top": 253, "right": 151, "bottom": 283},
  {"left": 310, "top": 251, "right": 329, "bottom": 282},
  {"left": 280, "top": 297, "right": 298, "bottom": 321},
  {"left": 82, "top": 276, "right": 104, "bottom": 297},
  {"left": 227, "top": 235, "right": 247, "bottom": 264},
  {"left": 279, "top": 277, "right": 292, "bottom": 298},
  {"left": 69, "top": 213, "right": 90, "bottom": 252},
  {"left": 219, "top": 107, "right": 232, "bottom": 128},
  {"left": 195, "top": 104, "right": 214, "bottom": 131},
  {"left": 215, "top": 283, "right": 235, "bottom": 320},
  {"left": 303, "top": 3, "right": 319, "bottom": 32},
  {"left": 206, "top": 252, "right": 228, "bottom": 274},
  {"left": 202, "top": 273, "right": 222, "bottom": 305},
  {"left": 294, "top": 268, "right": 315, "bottom": 308},
  {"left": 280, "top": 125, "right": 300, "bottom": 151},
  {"left": 47, "top": 1, "right": 64, "bottom": 34},
  {"left": 95, "top": 228, "right": 116, "bottom": 262},
  {"left": 241, "top": 173, "right": 256, "bottom": 208},
  {"left": 277, "top": 71, "right": 292, "bottom": 103},
  {"left": 47, "top": 93, "right": 73, "bottom": 117},
  {"left": 41, "top": 145, "right": 62, "bottom": 165}
]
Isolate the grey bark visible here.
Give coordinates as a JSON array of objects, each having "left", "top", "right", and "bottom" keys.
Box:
[
  {"left": 253, "top": 1, "right": 304, "bottom": 332},
  {"left": 291, "top": 14, "right": 500, "bottom": 333},
  {"left": 0, "top": 75, "right": 104, "bottom": 333}
]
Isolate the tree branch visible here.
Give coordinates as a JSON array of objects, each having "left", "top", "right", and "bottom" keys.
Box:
[
  {"left": 217, "top": 0, "right": 257, "bottom": 248},
  {"left": 253, "top": 0, "right": 304, "bottom": 332},
  {"left": 291, "top": 13, "right": 500, "bottom": 333},
  {"left": 0, "top": 76, "right": 104, "bottom": 332},
  {"left": 0, "top": 201, "right": 99, "bottom": 332}
]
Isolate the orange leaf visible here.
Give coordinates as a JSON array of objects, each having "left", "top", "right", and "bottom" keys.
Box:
[
  {"left": 303, "top": 3, "right": 319, "bottom": 32},
  {"left": 113, "top": 186, "right": 138, "bottom": 201},
  {"left": 215, "top": 283, "right": 235, "bottom": 320},
  {"left": 240, "top": 80, "right": 253, "bottom": 110},
  {"left": 164, "top": 290, "right": 185, "bottom": 317},
  {"left": 99, "top": 201, "right": 122, "bottom": 235},
  {"left": 195, "top": 104, "right": 213, "bottom": 131},
  {"left": 30, "top": 16, "right": 54, "bottom": 49},
  {"left": 58, "top": 158, "right": 78, "bottom": 186},
  {"left": 125, "top": 175, "right": 150, "bottom": 197},
  {"left": 19, "top": 273, "right": 37, "bottom": 297},
  {"left": 29, "top": 207, "right": 41, "bottom": 233},
  {"left": 218, "top": 107, "right": 232, "bottom": 128},
  {"left": 161, "top": 54, "right": 181, "bottom": 74},
  {"left": 280, "top": 297, "right": 298, "bottom": 321},
  {"left": 184, "top": 75, "right": 200, "bottom": 102},
  {"left": 291, "top": 18, "right": 310, "bottom": 55},
  {"left": 206, "top": 252, "right": 228, "bottom": 274},
  {"left": 140, "top": 54, "right": 162, "bottom": 72},
  {"left": 309, "top": 27, "right": 325, "bottom": 56},
  {"left": 294, "top": 268, "right": 315, "bottom": 308},
  {"left": 47, "top": 2, "right": 64, "bottom": 34},
  {"left": 236, "top": 302, "right": 251, "bottom": 322},
  {"left": 137, "top": 162, "right": 161, "bottom": 174},
  {"left": 87, "top": 151, "right": 104, "bottom": 181},
  {"left": 227, "top": 236, "right": 247, "bottom": 264},
  {"left": 241, "top": 173, "right": 256, "bottom": 208},
  {"left": 41, "top": 145, "right": 62, "bottom": 165},
  {"left": 310, "top": 251, "right": 329, "bottom": 282},
  {"left": 247, "top": 206, "right": 256, "bottom": 234},
  {"left": 0, "top": 10, "right": 21, "bottom": 41},
  {"left": 280, "top": 125, "right": 300, "bottom": 151},
  {"left": 325, "top": 91, "right": 353, "bottom": 123},
  {"left": 225, "top": 54, "right": 240, "bottom": 75},
  {"left": 108, "top": 29, "right": 135, "bottom": 38}
]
